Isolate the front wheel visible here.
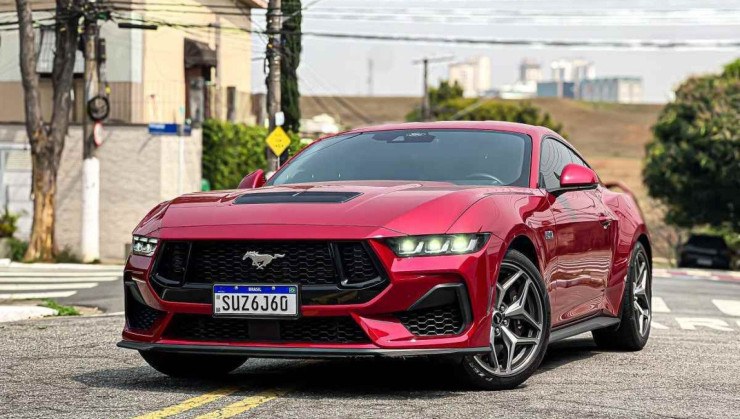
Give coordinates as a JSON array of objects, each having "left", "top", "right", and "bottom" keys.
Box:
[
  {"left": 592, "top": 242, "right": 651, "bottom": 350},
  {"left": 140, "top": 351, "right": 248, "bottom": 378},
  {"left": 461, "top": 249, "right": 551, "bottom": 390}
]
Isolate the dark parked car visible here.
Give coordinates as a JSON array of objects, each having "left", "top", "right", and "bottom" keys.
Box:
[{"left": 678, "top": 234, "right": 733, "bottom": 270}]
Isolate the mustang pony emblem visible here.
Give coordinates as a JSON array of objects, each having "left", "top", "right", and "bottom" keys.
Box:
[{"left": 242, "top": 251, "right": 285, "bottom": 270}]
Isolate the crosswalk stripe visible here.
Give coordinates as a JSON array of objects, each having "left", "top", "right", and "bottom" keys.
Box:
[
  {"left": 712, "top": 299, "right": 740, "bottom": 317},
  {"left": 651, "top": 297, "right": 671, "bottom": 313},
  {"left": 0, "top": 272, "right": 120, "bottom": 278},
  {"left": 195, "top": 389, "right": 290, "bottom": 419},
  {"left": 0, "top": 291, "right": 77, "bottom": 300},
  {"left": 0, "top": 276, "right": 119, "bottom": 283},
  {"left": 0, "top": 283, "right": 99, "bottom": 291},
  {"left": 134, "top": 387, "right": 239, "bottom": 419}
]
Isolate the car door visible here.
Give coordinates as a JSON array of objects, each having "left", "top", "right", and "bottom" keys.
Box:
[{"left": 539, "top": 137, "right": 613, "bottom": 326}]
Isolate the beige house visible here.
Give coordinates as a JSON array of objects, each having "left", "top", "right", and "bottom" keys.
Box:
[
  {"left": 0, "top": 0, "right": 266, "bottom": 261},
  {"left": 0, "top": 0, "right": 265, "bottom": 124}
]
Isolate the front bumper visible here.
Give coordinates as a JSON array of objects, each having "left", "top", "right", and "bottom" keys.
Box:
[
  {"left": 118, "top": 340, "right": 489, "bottom": 358},
  {"left": 120, "top": 234, "right": 503, "bottom": 355}
]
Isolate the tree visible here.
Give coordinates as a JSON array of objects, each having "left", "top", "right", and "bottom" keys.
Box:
[
  {"left": 202, "top": 120, "right": 304, "bottom": 190},
  {"left": 406, "top": 80, "right": 565, "bottom": 135},
  {"left": 280, "top": 0, "right": 301, "bottom": 133},
  {"left": 643, "top": 59, "right": 740, "bottom": 232},
  {"left": 15, "top": 0, "right": 80, "bottom": 261}
]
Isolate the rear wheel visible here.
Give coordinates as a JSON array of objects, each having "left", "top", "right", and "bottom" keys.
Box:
[
  {"left": 592, "top": 242, "right": 651, "bottom": 350},
  {"left": 140, "top": 351, "right": 248, "bottom": 378},
  {"left": 461, "top": 249, "right": 550, "bottom": 390}
]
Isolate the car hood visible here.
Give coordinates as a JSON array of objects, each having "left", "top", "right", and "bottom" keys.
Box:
[{"left": 137, "top": 181, "right": 520, "bottom": 237}]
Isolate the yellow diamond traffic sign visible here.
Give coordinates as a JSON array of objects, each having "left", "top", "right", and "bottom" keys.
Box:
[{"left": 265, "top": 126, "right": 291, "bottom": 156}]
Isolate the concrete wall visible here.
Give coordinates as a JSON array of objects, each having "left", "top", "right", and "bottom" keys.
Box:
[{"left": 0, "top": 124, "right": 202, "bottom": 262}]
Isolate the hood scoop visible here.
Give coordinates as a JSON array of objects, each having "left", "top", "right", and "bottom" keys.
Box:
[{"left": 234, "top": 191, "right": 362, "bottom": 205}]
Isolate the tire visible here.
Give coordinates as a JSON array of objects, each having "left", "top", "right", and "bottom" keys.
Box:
[
  {"left": 592, "top": 242, "right": 651, "bottom": 351},
  {"left": 140, "top": 351, "right": 247, "bottom": 378},
  {"left": 460, "top": 249, "right": 551, "bottom": 390}
]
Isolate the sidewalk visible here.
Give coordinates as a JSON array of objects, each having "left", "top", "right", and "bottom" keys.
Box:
[
  {"left": 0, "top": 262, "right": 124, "bottom": 322},
  {"left": 654, "top": 268, "right": 740, "bottom": 283}
]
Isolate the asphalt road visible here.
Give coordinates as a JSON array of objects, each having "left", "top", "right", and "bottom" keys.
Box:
[{"left": 1, "top": 276, "right": 740, "bottom": 419}]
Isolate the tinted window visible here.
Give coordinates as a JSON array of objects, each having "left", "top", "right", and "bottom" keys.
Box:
[
  {"left": 268, "top": 130, "right": 532, "bottom": 187},
  {"left": 539, "top": 138, "right": 573, "bottom": 189},
  {"left": 687, "top": 235, "right": 728, "bottom": 249}
]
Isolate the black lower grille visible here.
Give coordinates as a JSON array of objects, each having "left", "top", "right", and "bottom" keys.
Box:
[
  {"left": 164, "top": 314, "right": 370, "bottom": 343},
  {"left": 398, "top": 303, "right": 464, "bottom": 336},
  {"left": 125, "top": 288, "right": 165, "bottom": 331}
]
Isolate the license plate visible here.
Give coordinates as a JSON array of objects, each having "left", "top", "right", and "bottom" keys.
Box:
[
  {"left": 213, "top": 284, "right": 300, "bottom": 318},
  {"left": 696, "top": 258, "right": 713, "bottom": 266}
]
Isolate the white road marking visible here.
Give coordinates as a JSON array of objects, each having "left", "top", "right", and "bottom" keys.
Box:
[
  {"left": 0, "top": 291, "right": 77, "bottom": 300},
  {"left": 0, "top": 276, "right": 119, "bottom": 283},
  {"left": 0, "top": 272, "right": 120, "bottom": 278},
  {"left": 712, "top": 299, "right": 740, "bottom": 317},
  {"left": 0, "top": 305, "right": 57, "bottom": 323},
  {"left": 0, "top": 283, "right": 99, "bottom": 291},
  {"left": 650, "top": 320, "right": 669, "bottom": 329},
  {"left": 675, "top": 317, "right": 734, "bottom": 332},
  {"left": 651, "top": 297, "right": 671, "bottom": 313}
]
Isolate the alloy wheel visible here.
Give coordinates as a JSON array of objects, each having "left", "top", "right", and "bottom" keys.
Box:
[
  {"left": 473, "top": 262, "right": 545, "bottom": 377},
  {"left": 632, "top": 250, "right": 651, "bottom": 337}
]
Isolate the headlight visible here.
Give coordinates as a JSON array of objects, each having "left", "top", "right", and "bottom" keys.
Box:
[
  {"left": 132, "top": 235, "right": 158, "bottom": 256},
  {"left": 386, "top": 233, "right": 489, "bottom": 257}
]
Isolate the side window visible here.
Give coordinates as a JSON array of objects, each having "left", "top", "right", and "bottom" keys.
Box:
[{"left": 539, "top": 138, "right": 572, "bottom": 189}]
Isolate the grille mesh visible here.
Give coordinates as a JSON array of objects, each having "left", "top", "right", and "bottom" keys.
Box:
[
  {"left": 184, "top": 241, "right": 338, "bottom": 285},
  {"left": 164, "top": 314, "right": 370, "bottom": 343},
  {"left": 338, "top": 243, "right": 380, "bottom": 283},
  {"left": 125, "top": 290, "right": 164, "bottom": 331},
  {"left": 397, "top": 304, "right": 464, "bottom": 336}
]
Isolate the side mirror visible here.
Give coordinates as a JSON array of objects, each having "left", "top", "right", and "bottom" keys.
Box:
[
  {"left": 559, "top": 163, "right": 599, "bottom": 189},
  {"left": 238, "top": 169, "right": 267, "bottom": 189}
]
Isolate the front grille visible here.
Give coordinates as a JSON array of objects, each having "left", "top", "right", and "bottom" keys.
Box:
[
  {"left": 397, "top": 303, "right": 464, "bottom": 336},
  {"left": 164, "top": 314, "right": 370, "bottom": 343},
  {"left": 182, "top": 241, "right": 339, "bottom": 285},
  {"left": 338, "top": 243, "right": 380, "bottom": 283},
  {"left": 125, "top": 287, "right": 165, "bottom": 331}
]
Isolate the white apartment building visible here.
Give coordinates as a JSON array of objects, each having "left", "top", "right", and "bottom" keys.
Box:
[{"left": 448, "top": 56, "right": 492, "bottom": 97}]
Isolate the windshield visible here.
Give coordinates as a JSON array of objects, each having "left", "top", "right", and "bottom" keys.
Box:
[{"left": 268, "top": 129, "right": 532, "bottom": 187}]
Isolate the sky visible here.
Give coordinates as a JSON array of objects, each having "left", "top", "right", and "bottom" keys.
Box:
[{"left": 250, "top": 0, "right": 740, "bottom": 103}]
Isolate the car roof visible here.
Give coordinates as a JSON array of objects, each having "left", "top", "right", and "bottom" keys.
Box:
[{"left": 343, "top": 120, "right": 559, "bottom": 140}]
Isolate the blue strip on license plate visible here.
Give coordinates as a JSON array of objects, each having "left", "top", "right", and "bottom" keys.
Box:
[{"left": 214, "top": 285, "right": 298, "bottom": 295}]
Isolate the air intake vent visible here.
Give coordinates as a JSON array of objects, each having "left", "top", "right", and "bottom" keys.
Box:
[{"left": 234, "top": 191, "right": 361, "bottom": 204}]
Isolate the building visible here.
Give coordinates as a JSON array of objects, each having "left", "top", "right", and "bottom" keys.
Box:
[
  {"left": 519, "top": 59, "right": 542, "bottom": 84},
  {"left": 536, "top": 81, "right": 576, "bottom": 99},
  {"left": 0, "top": 1, "right": 266, "bottom": 260},
  {"left": 448, "top": 56, "right": 492, "bottom": 97},
  {"left": 550, "top": 58, "right": 595, "bottom": 83},
  {"left": 579, "top": 77, "right": 643, "bottom": 103}
]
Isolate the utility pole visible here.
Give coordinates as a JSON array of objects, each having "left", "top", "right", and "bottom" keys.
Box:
[
  {"left": 421, "top": 58, "right": 429, "bottom": 120},
  {"left": 413, "top": 56, "right": 454, "bottom": 122},
  {"left": 266, "top": 0, "right": 282, "bottom": 172},
  {"left": 81, "top": 3, "right": 100, "bottom": 262},
  {"left": 367, "top": 58, "right": 374, "bottom": 96}
]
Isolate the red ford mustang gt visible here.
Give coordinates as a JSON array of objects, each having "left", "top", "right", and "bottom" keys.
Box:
[{"left": 119, "top": 121, "right": 652, "bottom": 390}]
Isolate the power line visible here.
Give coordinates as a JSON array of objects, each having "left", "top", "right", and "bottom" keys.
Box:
[{"left": 109, "top": 13, "right": 740, "bottom": 50}]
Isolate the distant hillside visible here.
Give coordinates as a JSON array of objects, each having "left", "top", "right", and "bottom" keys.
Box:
[{"left": 300, "top": 96, "right": 662, "bottom": 159}]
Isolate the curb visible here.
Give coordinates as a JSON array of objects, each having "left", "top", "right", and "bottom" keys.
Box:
[{"left": 654, "top": 268, "right": 740, "bottom": 283}]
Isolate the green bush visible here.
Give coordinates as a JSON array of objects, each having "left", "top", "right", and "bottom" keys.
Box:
[
  {"left": 0, "top": 210, "right": 19, "bottom": 238},
  {"left": 202, "top": 120, "right": 304, "bottom": 190},
  {"left": 643, "top": 59, "right": 739, "bottom": 231},
  {"left": 406, "top": 80, "right": 565, "bottom": 135},
  {"left": 8, "top": 238, "right": 28, "bottom": 261}
]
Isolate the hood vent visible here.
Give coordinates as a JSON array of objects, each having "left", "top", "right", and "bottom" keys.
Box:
[{"left": 234, "top": 191, "right": 361, "bottom": 204}]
